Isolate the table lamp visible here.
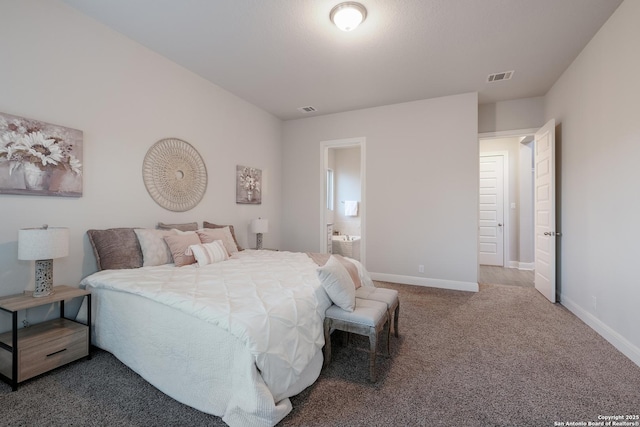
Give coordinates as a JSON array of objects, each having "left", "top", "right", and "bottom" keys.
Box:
[
  {"left": 18, "top": 225, "right": 69, "bottom": 297},
  {"left": 250, "top": 218, "right": 268, "bottom": 250}
]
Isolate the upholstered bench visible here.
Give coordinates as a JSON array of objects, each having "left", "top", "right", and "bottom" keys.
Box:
[
  {"left": 323, "top": 298, "right": 389, "bottom": 382},
  {"left": 356, "top": 286, "right": 400, "bottom": 338}
]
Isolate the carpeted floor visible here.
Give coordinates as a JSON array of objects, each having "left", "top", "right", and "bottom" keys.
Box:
[{"left": 1, "top": 281, "right": 638, "bottom": 426}]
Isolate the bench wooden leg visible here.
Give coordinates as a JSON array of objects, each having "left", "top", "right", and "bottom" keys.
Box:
[
  {"left": 394, "top": 302, "right": 400, "bottom": 338},
  {"left": 368, "top": 329, "right": 377, "bottom": 382},
  {"left": 323, "top": 318, "right": 332, "bottom": 367},
  {"left": 385, "top": 316, "right": 391, "bottom": 356}
]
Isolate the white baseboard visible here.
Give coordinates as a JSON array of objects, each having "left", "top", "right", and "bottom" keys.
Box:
[
  {"left": 370, "top": 272, "right": 478, "bottom": 293},
  {"left": 561, "top": 293, "right": 640, "bottom": 368},
  {"left": 507, "top": 261, "right": 535, "bottom": 270}
]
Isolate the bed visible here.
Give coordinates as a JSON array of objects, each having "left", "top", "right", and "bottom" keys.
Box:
[{"left": 78, "top": 227, "right": 372, "bottom": 427}]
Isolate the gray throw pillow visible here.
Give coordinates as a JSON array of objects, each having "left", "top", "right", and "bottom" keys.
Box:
[{"left": 87, "top": 228, "right": 143, "bottom": 271}]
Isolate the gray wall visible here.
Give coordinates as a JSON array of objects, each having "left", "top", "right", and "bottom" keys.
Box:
[
  {"left": 544, "top": 0, "right": 640, "bottom": 365},
  {"left": 283, "top": 93, "right": 479, "bottom": 291},
  {"left": 478, "top": 97, "right": 544, "bottom": 134}
]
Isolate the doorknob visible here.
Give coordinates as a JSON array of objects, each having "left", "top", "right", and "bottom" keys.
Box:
[{"left": 497, "top": 223, "right": 503, "bottom": 227}]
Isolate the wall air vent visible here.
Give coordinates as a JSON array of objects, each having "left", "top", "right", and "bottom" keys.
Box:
[
  {"left": 487, "top": 70, "right": 514, "bottom": 83},
  {"left": 297, "top": 106, "right": 318, "bottom": 113}
]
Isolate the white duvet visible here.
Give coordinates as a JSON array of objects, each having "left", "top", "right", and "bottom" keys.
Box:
[{"left": 80, "top": 250, "right": 333, "bottom": 426}]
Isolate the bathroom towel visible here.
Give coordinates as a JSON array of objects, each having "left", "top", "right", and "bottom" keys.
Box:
[{"left": 344, "top": 201, "right": 358, "bottom": 216}]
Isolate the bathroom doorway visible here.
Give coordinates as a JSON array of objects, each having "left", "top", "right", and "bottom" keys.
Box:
[{"left": 320, "top": 137, "right": 366, "bottom": 264}]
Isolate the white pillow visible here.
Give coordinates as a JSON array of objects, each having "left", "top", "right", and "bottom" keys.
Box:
[
  {"left": 317, "top": 255, "right": 356, "bottom": 312},
  {"left": 196, "top": 227, "right": 238, "bottom": 255},
  {"left": 134, "top": 228, "right": 177, "bottom": 266},
  {"left": 187, "top": 240, "right": 229, "bottom": 267}
]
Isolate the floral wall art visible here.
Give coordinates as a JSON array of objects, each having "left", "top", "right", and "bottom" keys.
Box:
[
  {"left": 0, "top": 112, "right": 83, "bottom": 197},
  {"left": 236, "top": 165, "right": 261, "bottom": 204}
]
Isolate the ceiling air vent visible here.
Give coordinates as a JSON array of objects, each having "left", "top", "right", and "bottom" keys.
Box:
[
  {"left": 487, "top": 70, "right": 514, "bottom": 83},
  {"left": 297, "top": 106, "right": 318, "bottom": 114}
]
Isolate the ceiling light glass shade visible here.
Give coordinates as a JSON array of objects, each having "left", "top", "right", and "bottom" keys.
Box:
[{"left": 330, "top": 2, "right": 367, "bottom": 32}]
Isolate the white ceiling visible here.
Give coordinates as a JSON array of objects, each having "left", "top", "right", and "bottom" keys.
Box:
[{"left": 61, "top": 0, "right": 622, "bottom": 121}]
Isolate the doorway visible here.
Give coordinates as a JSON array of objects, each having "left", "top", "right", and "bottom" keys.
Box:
[
  {"left": 320, "top": 137, "right": 366, "bottom": 264},
  {"left": 478, "top": 132, "right": 536, "bottom": 285}
]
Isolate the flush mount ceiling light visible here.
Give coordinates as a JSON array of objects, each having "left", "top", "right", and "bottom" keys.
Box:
[{"left": 330, "top": 2, "right": 367, "bottom": 32}]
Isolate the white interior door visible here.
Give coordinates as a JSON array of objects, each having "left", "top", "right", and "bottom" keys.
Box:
[
  {"left": 534, "top": 119, "right": 557, "bottom": 302},
  {"left": 479, "top": 155, "right": 505, "bottom": 266}
]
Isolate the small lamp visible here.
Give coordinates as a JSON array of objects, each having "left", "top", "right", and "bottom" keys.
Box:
[
  {"left": 250, "top": 218, "right": 269, "bottom": 250},
  {"left": 18, "top": 225, "right": 69, "bottom": 297}
]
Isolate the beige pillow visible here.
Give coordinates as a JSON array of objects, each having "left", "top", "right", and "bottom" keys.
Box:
[
  {"left": 334, "top": 254, "right": 362, "bottom": 289},
  {"left": 164, "top": 233, "right": 201, "bottom": 266},
  {"left": 203, "top": 222, "right": 243, "bottom": 251},
  {"left": 187, "top": 240, "right": 229, "bottom": 267},
  {"left": 197, "top": 227, "right": 238, "bottom": 255},
  {"left": 317, "top": 255, "right": 356, "bottom": 312},
  {"left": 134, "top": 228, "right": 177, "bottom": 266}
]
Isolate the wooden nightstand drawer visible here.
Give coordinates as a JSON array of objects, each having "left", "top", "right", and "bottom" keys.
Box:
[{"left": 0, "top": 318, "right": 88, "bottom": 382}]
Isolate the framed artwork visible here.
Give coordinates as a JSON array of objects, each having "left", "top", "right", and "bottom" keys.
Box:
[
  {"left": 0, "top": 112, "right": 83, "bottom": 197},
  {"left": 236, "top": 165, "right": 261, "bottom": 204}
]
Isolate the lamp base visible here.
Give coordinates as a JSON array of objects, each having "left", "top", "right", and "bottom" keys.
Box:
[
  {"left": 33, "top": 259, "right": 54, "bottom": 298},
  {"left": 256, "top": 233, "right": 263, "bottom": 250}
]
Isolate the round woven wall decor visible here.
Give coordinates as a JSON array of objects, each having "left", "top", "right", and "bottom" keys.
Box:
[{"left": 142, "top": 138, "right": 207, "bottom": 212}]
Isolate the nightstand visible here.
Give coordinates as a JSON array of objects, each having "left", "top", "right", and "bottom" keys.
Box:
[{"left": 0, "top": 285, "right": 91, "bottom": 391}]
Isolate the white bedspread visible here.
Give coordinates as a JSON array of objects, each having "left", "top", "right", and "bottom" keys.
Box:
[{"left": 80, "top": 250, "right": 332, "bottom": 426}]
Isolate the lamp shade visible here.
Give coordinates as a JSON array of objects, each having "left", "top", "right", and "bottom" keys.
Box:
[
  {"left": 18, "top": 227, "right": 69, "bottom": 261},
  {"left": 250, "top": 218, "right": 269, "bottom": 234}
]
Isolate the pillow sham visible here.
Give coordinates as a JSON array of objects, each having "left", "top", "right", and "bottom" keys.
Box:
[
  {"left": 164, "top": 233, "right": 201, "bottom": 267},
  {"left": 333, "top": 254, "right": 362, "bottom": 289},
  {"left": 203, "top": 221, "right": 243, "bottom": 251},
  {"left": 87, "top": 228, "right": 143, "bottom": 271},
  {"left": 157, "top": 222, "right": 198, "bottom": 232},
  {"left": 134, "top": 228, "right": 178, "bottom": 266},
  {"left": 316, "top": 255, "right": 356, "bottom": 312},
  {"left": 187, "top": 240, "right": 229, "bottom": 267},
  {"left": 197, "top": 227, "right": 238, "bottom": 255}
]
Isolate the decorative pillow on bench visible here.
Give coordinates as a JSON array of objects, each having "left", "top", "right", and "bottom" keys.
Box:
[{"left": 317, "top": 255, "right": 357, "bottom": 312}]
